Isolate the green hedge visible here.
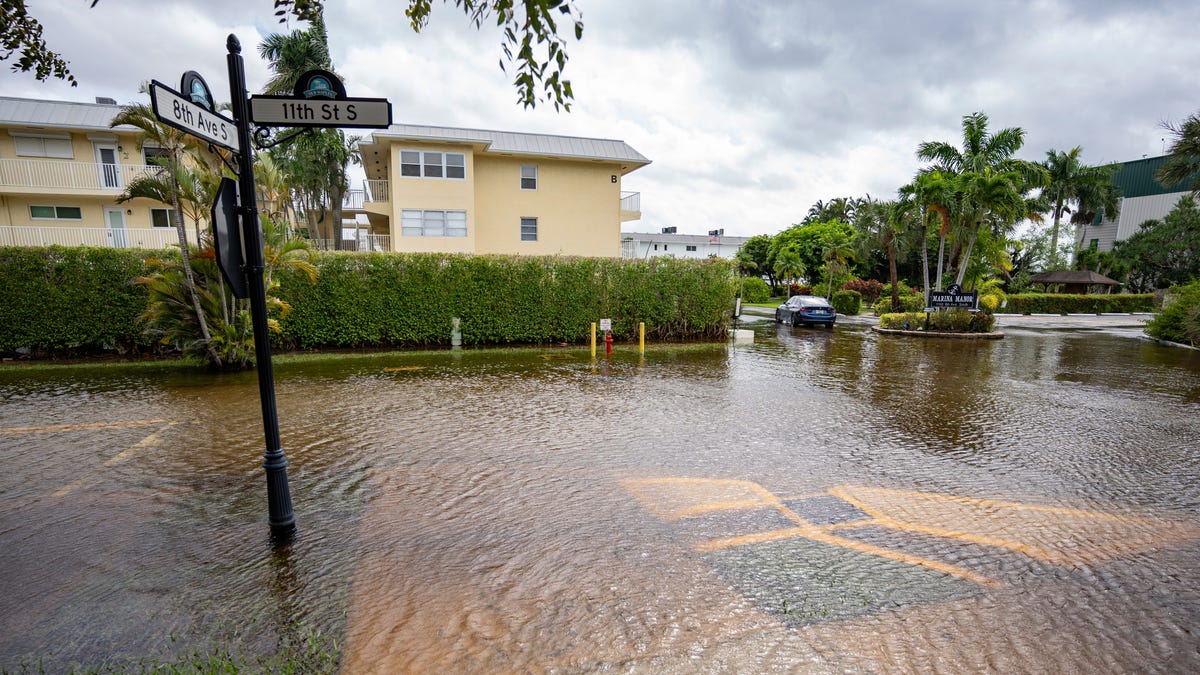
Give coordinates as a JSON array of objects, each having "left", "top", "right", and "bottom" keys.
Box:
[
  {"left": 872, "top": 293, "right": 926, "bottom": 315},
  {"left": 831, "top": 289, "right": 862, "bottom": 315},
  {"left": 740, "top": 276, "right": 771, "bottom": 303},
  {"left": 273, "top": 252, "right": 737, "bottom": 348},
  {"left": 1145, "top": 282, "right": 1200, "bottom": 346},
  {"left": 0, "top": 246, "right": 156, "bottom": 353},
  {"left": 1000, "top": 293, "right": 1154, "bottom": 314},
  {"left": 879, "top": 310, "right": 996, "bottom": 333}
]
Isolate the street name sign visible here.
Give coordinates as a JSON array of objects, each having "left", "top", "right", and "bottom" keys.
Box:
[
  {"left": 248, "top": 96, "right": 392, "bottom": 128},
  {"left": 248, "top": 68, "right": 391, "bottom": 129},
  {"left": 149, "top": 80, "right": 240, "bottom": 153}
]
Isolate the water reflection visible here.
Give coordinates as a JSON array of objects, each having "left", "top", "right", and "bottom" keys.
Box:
[{"left": 1, "top": 327, "right": 1199, "bottom": 671}]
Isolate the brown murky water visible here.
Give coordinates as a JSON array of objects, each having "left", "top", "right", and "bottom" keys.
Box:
[{"left": 1, "top": 320, "right": 1199, "bottom": 672}]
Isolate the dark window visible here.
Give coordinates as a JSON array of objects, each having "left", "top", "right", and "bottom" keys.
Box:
[
  {"left": 400, "top": 151, "right": 421, "bottom": 177},
  {"left": 423, "top": 152, "right": 443, "bottom": 178},
  {"left": 686, "top": 245, "right": 697, "bottom": 251},
  {"left": 520, "top": 217, "right": 538, "bottom": 242},
  {"left": 521, "top": 165, "right": 537, "bottom": 190},
  {"left": 151, "top": 208, "right": 176, "bottom": 228}
]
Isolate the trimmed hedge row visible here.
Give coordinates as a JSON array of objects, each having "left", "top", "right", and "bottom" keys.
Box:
[
  {"left": 831, "top": 289, "right": 862, "bottom": 315},
  {"left": 1, "top": 247, "right": 738, "bottom": 354},
  {"left": 0, "top": 246, "right": 155, "bottom": 353},
  {"left": 879, "top": 310, "right": 996, "bottom": 333},
  {"left": 270, "top": 252, "right": 738, "bottom": 348},
  {"left": 999, "top": 293, "right": 1155, "bottom": 314}
]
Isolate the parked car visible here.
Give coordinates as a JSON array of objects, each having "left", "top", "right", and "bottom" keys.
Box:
[{"left": 775, "top": 295, "right": 837, "bottom": 328}]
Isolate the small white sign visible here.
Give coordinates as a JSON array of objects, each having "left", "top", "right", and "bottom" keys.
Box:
[
  {"left": 149, "top": 81, "right": 239, "bottom": 153},
  {"left": 599, "top": 318, "right": 612, "bottom": 331},
  {"left": 249, "top": 96, "right": 392, "bottom": 129}
]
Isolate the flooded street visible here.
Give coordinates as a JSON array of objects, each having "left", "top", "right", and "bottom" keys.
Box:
[{"left": 2, "top": 319, "right": 1199, "bottom": 672}]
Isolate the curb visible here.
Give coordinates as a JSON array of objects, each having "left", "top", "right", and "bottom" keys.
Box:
[{"left": 872, "top": 327, "right": 1004, "bottom": 340}]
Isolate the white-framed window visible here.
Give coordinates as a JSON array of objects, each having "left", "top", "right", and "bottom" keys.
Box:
[
  {"left": 401, "top": 209, "right": 467, "bottom": 237},
  {"left": 520, "top": 165, "right": 537, "bottom": 190},
  {"left": 400, "top": 150, "right": 466, "bottom": 179},
  {"left": 12, "top": 133, "right": 74, "bottom": 159},
  {"left": 686, "top": 245, "right": 697, "bottom": 251},
  {"left": 150, "top": 208, "right": 177, "bottom": 228},
  {"left": 30, "top": 205, "right": 83, "bottom": 220},
  {"left": 520, "top": 217, "right": 538, "bottom": 242}
]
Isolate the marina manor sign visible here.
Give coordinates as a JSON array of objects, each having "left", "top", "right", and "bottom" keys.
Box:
[{"left": 928, "top": 284, "right": 978, "bottom": 309}]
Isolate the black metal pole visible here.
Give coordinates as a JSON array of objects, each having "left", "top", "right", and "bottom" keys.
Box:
[{"left": 227, "top": 34, "right": 296, "bottom": 540}]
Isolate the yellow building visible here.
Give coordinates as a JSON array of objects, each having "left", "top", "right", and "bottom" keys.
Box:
[
  {"left": 351, "top": 124, "right": 649, "bottom": 257},
  {"left": 0, "top": 96, "right": 190, "bottom": 249}
]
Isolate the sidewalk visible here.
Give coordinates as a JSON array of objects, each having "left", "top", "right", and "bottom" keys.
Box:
[{"left": 739, "top": 305, "right": 1152, "bottom": 330}]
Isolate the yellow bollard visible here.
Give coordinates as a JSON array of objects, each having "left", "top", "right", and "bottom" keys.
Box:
[
  {"left": 639, "top": 322, "right": 645, "bottom": 355},
  {"left": 591, "top": 322, "right": 596, "bottom": 359}
]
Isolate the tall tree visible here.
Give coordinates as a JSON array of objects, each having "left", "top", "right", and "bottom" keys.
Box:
[
  {"left": 1157, "top": 112, "right": 1200, "bottom": 196},
  {"left": 917, "top": 112, "right": 1043, "bottom": 288},
  {"left": 1040, "top": 147, "right": 1120, "bottom": 267},
  {"left": 856, "top": 197, "right": 915, "bottom": 312},
  {"left": 773, "top": 246, "right": 806, "bottom": 297},
  {"left": 259, "top": 11, "right": 352, "bottom": 248},
  {"left": 110, "top": 100, "right": 214, "bottom": 356}
]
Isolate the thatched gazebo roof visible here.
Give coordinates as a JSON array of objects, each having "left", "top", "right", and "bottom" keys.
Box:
[{"left": 1030, "top": 270, "right": 1120, "bottom": 294}]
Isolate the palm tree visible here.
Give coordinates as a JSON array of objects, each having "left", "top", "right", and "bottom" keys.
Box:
[
  {"left": 917, "top": 112, "right": 1044, "bottom": 288},
  {"left": 1040, "top": 147, "right": 1120, "bottom": 267},
  {"left": 857, "top": 197, "right": 917, "bottom": 312},
  {"left": 1157, "top": 112, "right": 1200, "bottom": 196},
  {"left": 773, "top": 246, "right": 806, "bottom": 297},
  {"left": 821, "top": 237, "right": 856, "bottom": 299},
  {"left": 111, "top": 97, "right": 213, "bottom": 350},
  {"left": 954, "top": 167, "right": 1027, "bottom": 287}
]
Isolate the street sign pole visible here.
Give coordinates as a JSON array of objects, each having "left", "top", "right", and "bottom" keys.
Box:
[{"left": 227, "top": 34, "right": 296, "bottom": 540}]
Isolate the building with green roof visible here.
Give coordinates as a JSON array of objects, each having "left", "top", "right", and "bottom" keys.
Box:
[{"left": 1075, "top": 154, "right": 1196, "bottom": 253}]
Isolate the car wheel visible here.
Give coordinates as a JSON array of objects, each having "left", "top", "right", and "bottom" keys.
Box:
[
  {"left": 775, "top": 311, "right": 781, "bottom": 323},
  {"left": 792, "top": 315, "right": 801, "bottom": 328}
]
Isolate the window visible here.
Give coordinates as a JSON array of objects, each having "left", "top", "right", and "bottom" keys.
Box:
[
  {"left": 30, "top": 205, "right": 82, "bottom": 220},
  {"left": 13, "top": 134, "right": 73, "bottom": 159},
  {"left": 1089, "top": 239, "right": 1099, "bottom": 250},
  {"left": 144, "top": 145, "right": 171, "bottom": 167},
  {"left": 151, "top": 208, "right": 177, "bottom": 228},
  {"left": 521, "top": 165, "right": 537, "bottom": 190},
  {"left": 520, "top": 217, "right": 538, "bottom": 242},
  {"left": 400, "top": 150, "right": 466, "bottom": 179},
  {"left": 686, "top": 245, "right": 697, "bottom": 251},
  {"left": 401, "top": 209, "right": 467, "bottom": 237}
]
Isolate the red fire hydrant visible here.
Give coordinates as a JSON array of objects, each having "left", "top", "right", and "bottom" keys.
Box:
[{"left": 605, "top": 331, "right": 613, "bottom": 355}]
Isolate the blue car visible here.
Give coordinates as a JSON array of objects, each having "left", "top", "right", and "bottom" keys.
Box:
[{"left": 775, "top": 295, "right": 837, "bottom": 328}]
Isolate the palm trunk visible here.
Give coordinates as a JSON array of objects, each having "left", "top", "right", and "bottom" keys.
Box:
[
  {"left": 921, "top": 211, "right": 931, "bottom": 307},
  {"left": 1048, "top": 199, "right": 1063, "bottom": 267},
  {"left": 954, "top": 222, "right": 981, "bottom": 287},
  {"left": 935, "top": 235, "right": 946, "bottom": 291},
  {"left": 886, "top": 234, "right": 899, "bottom": 312},
  {"left": 168, "top": 151, "right": 215, "bottom": 363}
]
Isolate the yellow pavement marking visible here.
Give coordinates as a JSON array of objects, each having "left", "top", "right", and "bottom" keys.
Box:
[
  {"left": 1, "top": 419, "right": 171, "bottom": 435},
  {"left": 625, "top": 477, "right": 997, "bottom": 587},
  {"left": 51, "top": 421, "right": 179, "bottom": 497},
  {"left": 828, "top": 485, "right": 1197, "bottom": 566}
]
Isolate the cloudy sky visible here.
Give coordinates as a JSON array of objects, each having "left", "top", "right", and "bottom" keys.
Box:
[{"left": 8, "top": 0, "right": 1199, "bottom": 237}]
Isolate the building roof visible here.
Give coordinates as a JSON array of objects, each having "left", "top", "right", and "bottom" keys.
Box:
[
  {"left": 0, "top": 96, "right": 136, "bottom": 132},
  {"left": 1030, "top": 270, "right": 1120, "bottom": 285},
  {"left": 365, "top": 123, "right": 650, "bottom": 167},
  {"left": 621, "top": 231, "right": 749, "bottom": 246},
  {"left": 1108, "top": 154, "right": 1198, "bottom": 199}
]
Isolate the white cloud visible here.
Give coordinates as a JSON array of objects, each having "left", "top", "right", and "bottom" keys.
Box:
[{"left": 7, "top": 0, "right": 1199, "bottom": 238}]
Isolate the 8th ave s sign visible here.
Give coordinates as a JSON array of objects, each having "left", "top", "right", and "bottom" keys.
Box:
[{"left": 149, "top": 80, "right": 240, "bottom": 153}]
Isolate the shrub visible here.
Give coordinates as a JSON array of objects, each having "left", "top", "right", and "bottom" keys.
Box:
[
  {"left": 831, "top": 289, "right": 862, "bottom": 315},
  {"left": 274, "top": 252, "right": 738, "bottom": 347},
  {"left": 741, "top": 276, "right": 771, "bottom": 303},
  {"left": 841, "top": 278, "right": 884, "bottom": 305},
  {"left": 1145, "top": 281, "right": 1200, "bottom": 346},
  {"left": 879, "top": 310, "right": 995, "bottom": 333},
  {"left": 872, "top": 293, "right": 925, "bottom": 315},
  {"left": 0, "top": 246, "right": 155, "bottom": 354},
  {"left": 786, "top": 284, "right": 814, "bottom": 297},
  {"left": 1001, "top": 293, "right": 1155, "bottom": 314}
]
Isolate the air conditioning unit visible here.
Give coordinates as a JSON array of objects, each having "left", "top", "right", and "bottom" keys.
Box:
[
  {"left": 95, "top": 97, "right": 117, "bottom": 105},
  {"left": 662, "top": 226, "right": 677, "bottom": 234}
]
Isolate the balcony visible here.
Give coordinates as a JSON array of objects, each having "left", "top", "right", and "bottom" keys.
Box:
[
  {"left": 620, "top": 191, "right": 641, "bottom": 222},
  {"left": 0, "top": 225, "right": 199, "bottom": 249},
  {"left": 341, "top": 180, "right": 390, "bottom": 210},
  {"left": 0, "top": 158, "right": 163, "bottom": 193}
]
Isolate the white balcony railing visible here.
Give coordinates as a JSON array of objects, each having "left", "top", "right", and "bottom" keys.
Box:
[
  {"left": 0, "top": 158, "right": 165, "bottom": 191},
  {"left": 309, "top": 234, "right": 391, "bottom": 252},
  {"left": 0, "top": 225, "right": 198, "bottom": 249},
  {"left": 365, "top": 179, "right": 389, "bottom": 203},
  {"left": 342, "top": 189, "right": 365, "bottom": 210},
  {"left": 621, "top": 191, "right": 641, "bottom": 212}
]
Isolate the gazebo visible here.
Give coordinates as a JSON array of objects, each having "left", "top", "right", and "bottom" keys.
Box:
[{"left": 1029, "top": 270, "right": 1121, "bottom": 294}]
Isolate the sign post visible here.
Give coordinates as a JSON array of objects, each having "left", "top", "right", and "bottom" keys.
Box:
[
  {"left": 226, "top": 35, "right": 296, "bottom": 540},
  {"left": 150, "top": 36, "right": 391, "bottom": 541}
]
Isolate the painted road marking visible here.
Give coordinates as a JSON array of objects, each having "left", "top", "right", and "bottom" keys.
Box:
[
  {"left": 625, "top": 478, "right": 1200, "bottom": 587},
  {"left": 51, "top": 421, "right": 179, "bottom": 497},
  {"left": 1, "top": 419, "right": 171, "bottom": 434}
]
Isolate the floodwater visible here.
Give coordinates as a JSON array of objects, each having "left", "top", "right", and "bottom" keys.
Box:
[{"left": 1, "top": 319, "right": 1199, "bottom": 672}]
